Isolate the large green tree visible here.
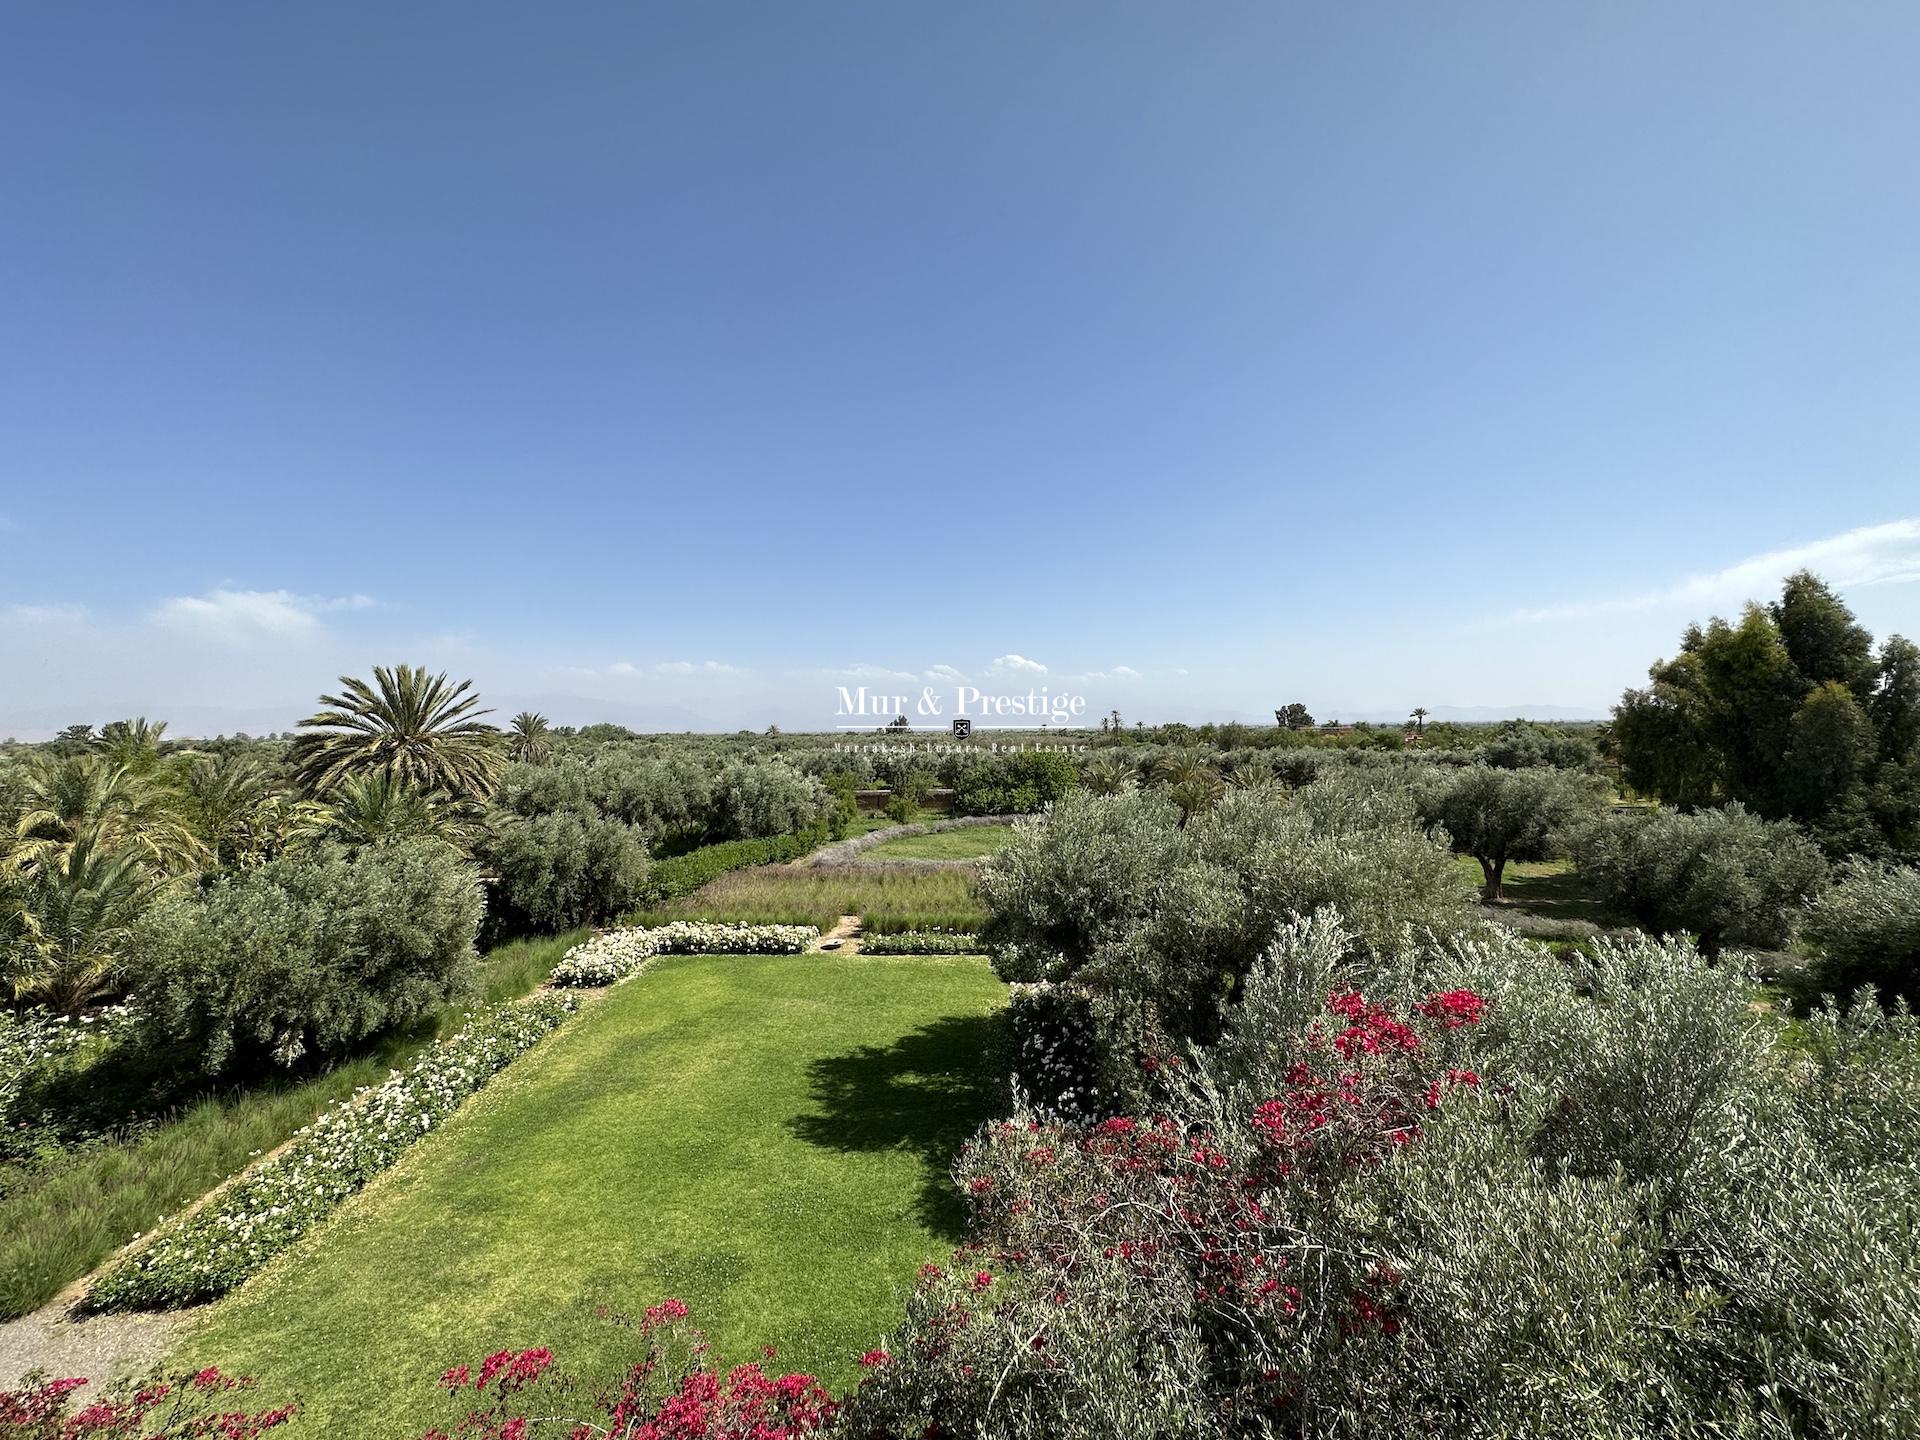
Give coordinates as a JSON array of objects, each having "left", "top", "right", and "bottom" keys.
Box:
[
  {"left": 1612, "top": 572, "right": 1920, "bottom": 855},
  {"left": 1417, "top": 765, "right": 1604, "bottom": 899},
  {"left": 293, "top": 665, "right": 505, "bottom": 801}
]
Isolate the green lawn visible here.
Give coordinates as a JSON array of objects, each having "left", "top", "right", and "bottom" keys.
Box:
[
  {"left": 0, "top": 930, "right": 584, "bottom": 1321},
  {"left": 863, "top": 824, "right": 1017, "bottom": 861},
  {"left": 1456, "top": 856, "right": 1612, "bottom": 924},
  {"left": 175, "top": 951, "right": 1006, "bottom": 1434}
]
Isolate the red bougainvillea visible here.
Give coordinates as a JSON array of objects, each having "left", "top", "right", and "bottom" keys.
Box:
[
  {"left": 418, "top": 1302, "right": 837, "bottom": 1440},
  {"left": 0, "top": 1367, "right": 293, "bottom": 1439}
]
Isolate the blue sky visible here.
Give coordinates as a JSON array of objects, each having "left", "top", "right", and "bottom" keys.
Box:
[{"left": 3, "top": 2, "right": 1918, "bottom": 735}]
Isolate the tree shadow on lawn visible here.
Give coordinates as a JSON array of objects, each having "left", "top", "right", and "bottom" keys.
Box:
[{"left": 787, "top": 1012, "right": 1004, "bottom": 1241}]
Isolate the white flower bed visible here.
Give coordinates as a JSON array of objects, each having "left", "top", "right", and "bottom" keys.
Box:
[
  {"left": 2, "top": 1004, "right": 141, "bottom": 1126},
  {"left": 548, "top": 922, "right": 819, "bottom": 987},
  {"left": 86, "top": 993, "right": 578, "bottom": 1312}
]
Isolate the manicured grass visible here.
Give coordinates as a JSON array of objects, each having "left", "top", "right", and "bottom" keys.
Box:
[
  {"left": 864, "top": 824, "right": 1017, "bottom": 861},
  {"left": 633, "top": 864, "right": 985, "bottom": 935},
  {"left": 845, "top": 808, "right": 941, "bottom": 837},
  {"left": 0, "top": 930, "right": 584, "bottom": 1320},
  {"left": 1457, "top": 856, "right": 1612, "bottom": 924},
  {"left": 176, "top": 952, "right": 1006, "bottom": 1435}
]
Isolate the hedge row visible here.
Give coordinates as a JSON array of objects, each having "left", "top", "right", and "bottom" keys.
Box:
[
  {"left": 860, "top": 931, "right": 983, "bottom": 955},
  {"left": 633, "top": 822, "right": 835, "bottom": 907}
]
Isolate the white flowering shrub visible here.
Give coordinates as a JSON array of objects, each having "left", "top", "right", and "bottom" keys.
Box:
[
  {"left": 861, "top": 931, "right": 981, "bottom": 955},
  {"left": 1006, "top": 982, "right": 1100, "bottom": 1119},
  {"left": 85, "top": 993, "right": 577, "bottom": 1312},
  {"left": 547, "top": 922, "right": 818, "bottom": 987},
  {"left": 0, "top": 1004, "right": 140, "bottom": 1129}
]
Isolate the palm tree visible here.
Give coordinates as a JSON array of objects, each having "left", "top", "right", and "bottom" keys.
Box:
[
  {"left": 7, "top": 754, "right": 205, "bottom": 877},
  {"left": 95, "top": 717, "right": 169, "bottom": 772},
  {"left": 293, "top": 665, "right": 505, "bottom": 801},
  {"left": 1154, "top": 746, "right": 1225, "bottom": 827},
  {"left": 507, "top": 711, "right": 553, "bottom": 765},
  {"left": 5, "top": 832, "right": 163, "bottom": 1013},
  {"left": 1409, "top": 707, "right": 1429, "bottom": 734},
  {"left": 1082, "top": 753, "right": 1137, "bottom": 796},
  {"left": 313, "top": 771, "right": 479, "bottom": 849},
  {"left": 1154, "top": 745, "right": 1219, "bottom": 790},
  {"left": 1165, "top": 774, "right": 1225, "bottom": 828},
  {"left": 181, "top": 754, "right": 276, "bottom": 868},
  {"left": 1228, "top": 754, "right": 1288, "bottom": 797}
]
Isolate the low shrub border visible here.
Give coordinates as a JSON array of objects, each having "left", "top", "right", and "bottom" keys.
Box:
[
  {"left": 860, "top": 930, "right": 982, "bottom": 955},
  {"left": 85, "top": 993, "right": 579, "bottom": 1313},
  {"left": 636, "top": 824, "right": 836, "bottom": 908},
  {"left": 548, "top": 922, "right": 820, "bottom": 987}
]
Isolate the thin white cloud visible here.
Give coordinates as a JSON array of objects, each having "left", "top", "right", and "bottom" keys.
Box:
[
  {"left": 654, "top": 659, "right": 746, "bottom": 677},
  {"left": 149, "top": 588, "right": 374, "bottom": 643},
  {"left": 2, "top": 602, "right": 87, "bottom": 626},
  {"left": 991, "top": 653, "right": 1048, "bottom": 675},
  {"left": 607, "top": 661, "right": 640, "bottom": 675},
  {"left": 1495, "top": 518, "right": 1920, "bottom": 626},
  {"left": 923, "top": 664, "right": 969, "bottom": 684},
  {"left": 1077, "top": 664, "right": 1143, "bottom": 681},
  {"left": 821, "top": 661, "right": 918, "bottom": 684}
]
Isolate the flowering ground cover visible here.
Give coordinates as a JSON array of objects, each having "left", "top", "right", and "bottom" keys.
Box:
[{"left": 169, "top": 950, "right": 1007, "bottom": 1435}]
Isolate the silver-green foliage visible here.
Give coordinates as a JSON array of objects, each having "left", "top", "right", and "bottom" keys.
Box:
[
  {"left": 857, "top": 917, "right": 1920, "bottom": 1439},
  {"left": 1570, "top": 802, "right": 1829, "bottom": 952},
  {"left": 129, "top": 839, "right": 484, "bottom": 1074},
  {"left": 1804, "top": 860, "right": 1920, "bottom": 1001},
  {"left": 979, "top": 786, "right": 1478, "bottom": 1104}
]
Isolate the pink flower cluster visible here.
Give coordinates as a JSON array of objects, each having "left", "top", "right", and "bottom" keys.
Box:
[
  {"left": 0, "top": 1367, "right": 293, "bottom": 1439},
  {"left": 419, "top": 1301, "right": 836, "bottom": 1440}
]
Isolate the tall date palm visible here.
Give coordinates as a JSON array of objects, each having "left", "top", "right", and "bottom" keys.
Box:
[
  {"left": 293, "top": 664, "right": 505, "bottom": 801},
  {"left": 507, "top": 711, "right": 553, "bottom": 765},
  {"left": 8, "top": 754, "right": 205, "bottom": 877}
]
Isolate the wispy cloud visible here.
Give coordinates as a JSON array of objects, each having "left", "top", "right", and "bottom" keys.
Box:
[
  {"left": 1493, "top": 519, "right": 1920, "bottom": 626},
  {"left": 821, "top": 661, "right": 918, "bottom": 684},
  {"left": 923, "top": 664, "right": 969, "bottom": 684},
  {"left": 991, "top": 653, "right": 1048, "bottom": 675},
  {"left": 654, "top": 659, "right": 746, "bottom": 676},
  {"left": 150, "top": 588, "right": 375, "bottom": 643},
  {"left": 2, "top": 602, "right": 87, "bottom": 627},
  {"left": 1076, "top": 664, "right": 1142, "bottom": 681}
]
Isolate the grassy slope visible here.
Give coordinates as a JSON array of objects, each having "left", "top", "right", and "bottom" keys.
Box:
[
  {"left": 176, "top": 951, "right": 1006, "bottom": 1435},
  {"left": 0, "top": 930, "right": 584, "bottom": 1320},
  {"left": 863, "top": 825, "right": 1016, "bottom": 861}
]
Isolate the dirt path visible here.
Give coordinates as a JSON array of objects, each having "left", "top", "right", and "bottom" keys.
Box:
[{"left": 811, "top": 914, "right": 864, "bottom": 953}]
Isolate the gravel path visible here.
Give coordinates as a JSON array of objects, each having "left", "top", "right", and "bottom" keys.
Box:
[
  {"left": 0, "top": 1303, "right": 177, "bottom": 1391},
  {"left": 810, "top": 914, "right": 864, "bottom": 953}
]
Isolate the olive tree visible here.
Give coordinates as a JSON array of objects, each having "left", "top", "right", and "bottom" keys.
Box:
[
  {"left": 1569, "top": 804, "right": 1828, "bottom": 953},
  {"left": 1418, "top": 765, "right": 1606, "bottom": 900}
]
